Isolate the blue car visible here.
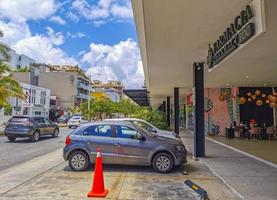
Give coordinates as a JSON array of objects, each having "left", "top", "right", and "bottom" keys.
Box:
[
  {"left": 4, "top": 116, "right": 59, "bottom": 142},
  {"left": 63, "top": 121, "right": 187, "bottom": 173}
]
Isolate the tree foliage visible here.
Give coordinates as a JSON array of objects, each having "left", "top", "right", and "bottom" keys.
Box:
[{"left": 78, "top": 98, "right": 168, "bottom": 130}]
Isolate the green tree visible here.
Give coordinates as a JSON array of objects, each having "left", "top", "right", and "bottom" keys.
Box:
[
  {"left": 78, "top": 97, "right": 168, "bottom": 130},
  {"left": 69, "top": 106, "right": 81, "bottom": 115},
  {"left": 0, "top": 31, "right": 25, "bottom": 106}
]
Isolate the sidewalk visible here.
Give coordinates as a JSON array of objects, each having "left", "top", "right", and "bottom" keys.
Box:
[
  {"left": 180, "top": 130, "right": 277, "bottom": 200},
  {"left": 0, "top": 146, "right": 237, "bottom": 199}
]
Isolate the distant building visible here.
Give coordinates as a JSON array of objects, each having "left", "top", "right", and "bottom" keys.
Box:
[
  {"left": 8, "top": 49, "right": 35, "bottom": 69},
  {"left": 32, "top": 64, "right": 92, "bottom": 117},
  {"left": 0, "top": 48, "right": 51, "bottom": 123},
  {"left": 8, "top": 82, "right": 50, "bottom": 117},
  {"left": 91, "top": 80, "right": 123, "bottom": 102}
]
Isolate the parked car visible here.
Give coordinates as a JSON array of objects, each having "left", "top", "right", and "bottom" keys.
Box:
[
  {"left": 105, "top": 118, "right": 178, "bottom": 138},
  {"left": 67, "top": 116, "right": 87, "bottom": 128},
  {"left": 4, "top": 116, "right": 59, "bottom": 142},
  {"left": 63, "top": 121, "right": 187, "bottom": 173},
  {"left": 57, "top": 115, "right": 71, "bottom": 124}
]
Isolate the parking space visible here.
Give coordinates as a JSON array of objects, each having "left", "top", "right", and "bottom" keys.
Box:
[{"left": 0, "top": 155, "right": 237, "bottom": 200}]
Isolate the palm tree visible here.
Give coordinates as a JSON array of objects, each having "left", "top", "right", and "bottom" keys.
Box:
[{"left": 0, "top": 31, "right": 25, "bottom": 107}]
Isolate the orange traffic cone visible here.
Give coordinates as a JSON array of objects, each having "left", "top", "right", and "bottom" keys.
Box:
[{"left": 87, "top": 148, "right": 109, "bottom": 198}]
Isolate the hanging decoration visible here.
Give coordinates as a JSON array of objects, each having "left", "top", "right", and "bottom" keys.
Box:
[
  {"left": 256, "top": 99, "right": 263, "bottom": 106},
  {"left": 240, "top": 89, "right": 277, "bottom": 109},
  {"left": 269, "top": 102, "right": 277, "bottom": 108},
  {"left": 251, "top": 94, "right": 256, "bottom": 100},
  {"left": 268, "top": 95, "right": 277, "bottom": 103},
  {"left": 239, "top": 97, "right": 246, "bottom": 104},
  {"left": 255, "top": 90, "right": 261, "bottom": 96},
  {"left": 219, "top": 95, "right": 225, "bottom": 101}
]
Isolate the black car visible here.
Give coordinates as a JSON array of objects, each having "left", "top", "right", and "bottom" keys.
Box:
[
  {"left": 57, "top": 115, "right": 71, "bottom": 123},
  {"left": 4, "top": 116, "right": 59, "bottom": 142}
]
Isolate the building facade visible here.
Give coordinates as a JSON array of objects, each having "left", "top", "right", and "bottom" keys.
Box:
[
  {"left": 8, "top": 49, "right": 35, "bottom": 69},
  {"left": 91, "top": 80, "right": 123, "bottom": 102},
  {"left": 8, "top": 82, "right": 50, "bottom": 117},
  {"left": 34, "top": 64, "right": 92, "bottom": 116}
]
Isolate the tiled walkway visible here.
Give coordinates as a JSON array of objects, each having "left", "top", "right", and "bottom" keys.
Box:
[{"left": 180, "top": 130, "right": 277, "bottom": 200}]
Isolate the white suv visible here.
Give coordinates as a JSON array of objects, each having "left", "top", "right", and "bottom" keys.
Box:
[{"left": 67, "top": 116, "right": 87, "bottom": 128}]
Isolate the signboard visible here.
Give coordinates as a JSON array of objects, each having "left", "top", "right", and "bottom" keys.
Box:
[{"left": 207, "top": 0, "right": 266, "bottom": 71}]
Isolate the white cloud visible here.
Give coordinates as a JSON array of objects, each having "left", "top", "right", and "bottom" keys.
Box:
[
  {"left": 67, "top": 32, "right": 86, "bottom": 39},
  {"left": 82, "top": 38, "right": 144, "bottom": 89},
  {"left": 0, "top": 20, "right": 31, "bottom": 44},
  {"left": 111, "top": 2, "right": 133, "bottom": 19},
  {"left": 13, "top": 35, "right": 77, "bottom": 65},
  {"left": 66, "top": 11, "right": 80, "bottom": 23},
  {"left": 70, "top": 0, "right": 133, "bottom": 25},
  {"left": 49, "top": 15, "right": 66, "bottom": 25},
  {"left": 0, "top": 0, "right": 78, "bottom": 66},
  {"left": 0, "top": 20, "right": 77, "bottom": 66},
  {"left": 0, "top": 0, "right": 57, "bottom": 22}
]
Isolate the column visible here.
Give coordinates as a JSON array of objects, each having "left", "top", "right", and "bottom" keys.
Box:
[
  {"left": 162, "top": 101, "right": 166, "bottom": 113},
  {"left": 193, "top": 62, "right": 205, "bottom": 157},
  {"left": 183, "top": 104, "right": 186, "bottom": 128},
  {"left": 166, "top": 96, "right": 170, "bottom": 127},
  {"left": 174, "top": 87, "right": 179, "bottom": 134}
]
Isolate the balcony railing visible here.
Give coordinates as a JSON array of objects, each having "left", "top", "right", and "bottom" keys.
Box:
[
  {"left": 76, "top": 92, "right": 90, "bottom": 100},
  {"left": 77, "top": 82, "right": 90, "bottom": 91}
]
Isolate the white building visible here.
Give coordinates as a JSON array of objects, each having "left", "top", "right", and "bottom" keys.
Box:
[
  {"left": 8, "top": 49, "right": 35, "bottom": 69},
  {"left": 9, "top": 82, "right": 50, "bottom": 117}
]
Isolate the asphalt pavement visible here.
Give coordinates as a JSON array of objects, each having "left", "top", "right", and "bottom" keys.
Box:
[{"left": 0, "top": 127, "right": 71, "bottom": 172}]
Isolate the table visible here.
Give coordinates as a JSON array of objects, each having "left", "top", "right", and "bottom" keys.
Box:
[
  {"left": 225, "top": 128, "right": 235, "bottom": 139},
  {"left": 260, "top": 128, "right": 268, "bottom": 140}
]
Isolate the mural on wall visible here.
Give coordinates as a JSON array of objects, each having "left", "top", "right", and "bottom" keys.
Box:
[{"left": 205, "top": 87, "right": 240, "bottom": 136}]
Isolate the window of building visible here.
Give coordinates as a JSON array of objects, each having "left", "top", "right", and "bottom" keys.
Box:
[
  {"left": 34, "top": 111, "right": 42, "bottom": 115},
  {"left": 28, "top": 89, "right": 31, "bottom": 103},
  {"left": 40, "top": 91, "right": 46, "bottom": 105},
  {"left": 31, "top": 89, "right": 36, "bottom": 104}
]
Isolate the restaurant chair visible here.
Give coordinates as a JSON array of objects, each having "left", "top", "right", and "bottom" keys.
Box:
[
  {"left": 249, "top": 127, "right": 262, "bottom": 140},
  {"left": 266, "top": 127, "right": 275, "bottom": 140}
]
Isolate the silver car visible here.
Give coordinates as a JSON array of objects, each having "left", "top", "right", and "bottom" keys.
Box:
[
  {"left": 63, "top": 121, "right": 187, "bottom": 173},
  {"left": 105, "top": 118, "right": 178, "bottom": 138}
]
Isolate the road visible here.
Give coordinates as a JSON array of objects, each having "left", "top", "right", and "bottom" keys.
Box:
[{"left": 0, "top": 127, "right": 71, "bottom": 171}]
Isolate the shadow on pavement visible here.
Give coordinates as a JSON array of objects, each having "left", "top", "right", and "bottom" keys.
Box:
[
  {"left": 4, "top": 136, "right": 56, "bottom": 144},
  {"left": 63, "top": 164, "right": 184, "bottom": 174}
]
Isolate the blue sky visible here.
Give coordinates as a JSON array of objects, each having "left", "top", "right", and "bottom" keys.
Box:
[{"left": 0, "top": 0, "right": 144, "bottom": 88}]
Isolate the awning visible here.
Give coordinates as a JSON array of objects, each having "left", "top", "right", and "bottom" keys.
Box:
[{"left": 123, "top": 89, "right": 150, "bottom": 107}]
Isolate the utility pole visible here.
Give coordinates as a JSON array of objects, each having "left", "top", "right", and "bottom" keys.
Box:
[{"left": 88, "top": 75, "right": 91, "bottom": 121}]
